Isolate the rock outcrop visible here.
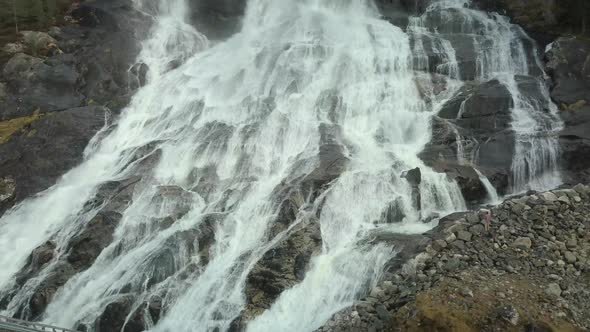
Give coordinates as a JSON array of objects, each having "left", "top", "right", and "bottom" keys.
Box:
[
  {"left": 0, "top": 0, "right": 149, "bottom": 215},
  {"left": 474, "top": 0, "right": 590, "bottom": 45},
  {"left": 544, "top": 37, "right": 590, "bottom": 185}
]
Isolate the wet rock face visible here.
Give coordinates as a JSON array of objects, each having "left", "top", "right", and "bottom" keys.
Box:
[
  {"left": 2, "top": 52, "right": 83, "bottom": 119},
  {"left": 0, "top": 177, "right": 16, "bottom": 207},
  {"left": 546, "top": 37, "right": 590, "bottom": 185},
  {"left": 0, "top": 0, "right": 148, "bottom": 214},
  {"left": 474, "top": 0, "right": 590, "bottom": 45},
  {"left": 546, "top": 37, "right": 590, "bottom": 107},
  {"left": 1, "top": 207, "right": 124, "bottom": 320},
  {"left": 420, "top": 79, "right": 518, "bottom": 195},
  {"left": 243, "top": 222, "right": 322, "bottom": 322},
  {"left": 66, "top": 211, "right": 122, "bottom": 270},
  {"left": 375, "top": 0, "right": 432, "bottom": 28},
  {"left": 188, "top": 0, "right": 246, "bottom": 40},
  {"left": 0, "top": 107, "right": 108, "bottom": 215},
  {"left": 97, "top": 296, "right": 143, "bottom": 332}
]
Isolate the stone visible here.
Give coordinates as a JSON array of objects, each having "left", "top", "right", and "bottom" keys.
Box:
[
  {"left": 0, "top": 82, "right": 6, "bottom": 101},
  {"left": 446, "top": 222, "right": 466, "bottom": 234},
  {"left": 497, "top": 305, "right": 519, "bottom": 326},
  {"left": 370, "top": 287, "right": 386, "bottom": 300},
  {"left": 1, "top": 42, "right": 24, "bottom": 55},
  {"left": 460, "top": 287, "right": 474, "bottom": 298},
  {"left": 566, "top": 238, "right": 578, "bottom": 249},
  {"left": 445, "top": 233, "right": 457, "bottom": 243},
  {"left": 432, "top": 239, "right": 448, "bottom": 251},
  {"left": 404, "top": 167, "right": 422, "bottom": 187},
  {"left": 19, "top": 31, "right": 59, "bottom": 56},
  {"left": 546, "top": 283, "right": 562, "bottom": 297},
  {"left": 511, "top": 203, "right": 527, "bottom": 214},
  {"left": 512, "top": 237, "right": 532, "bottom": 251},
  {"left": 0, "top": 107, "right": 108, "bottom": 214},
  {"left": 539, "top": 192, "right": 558, "bottom": 202},
  {"left": 66, "top": 211, "right": 122, "bottom": 270},
  {"left": 2, "top": 52, "right": 43, "bottom": 79},
  {"left": 444, "top": 258, "right": 461, "bottom": 272},
  {"left": 558, "top": 196, "right": 571, "bottom": 205},
  {"left": 466, "top": 213, "right": 479, "bottom": 224},
  {"left": 457, "top": 230, "right": 473, "bottom": 242},
  {"left": 564, "top": 251, "right": 577, "bottom": 264},
  {"left": 451, "top": 240, "right": 466, "bottom": 250},
  {"left": 0, "top": 177, "right": 16, "bottom": 204},
  {"left": 244, "top": 221, "right": 322, "bottom": 319},
  {"left": 375, "top": 305, "right": 389, "bottom": 321},
  {"left": 2, "top": 52, "right": 83, "bottom": 119},
  {"left": 573, "top": 184, "right": 589, "bottom": 195},
  {"left": 469, "top": 224, "right": 485, "bottom": 235}
]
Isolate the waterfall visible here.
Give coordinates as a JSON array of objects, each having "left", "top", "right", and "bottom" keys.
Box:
[
  {"left": 0, "top": 0, "right": 563, "bottom": 331},
  {"left": 412, "top": 0, "right": 562, "bottom": 196}
]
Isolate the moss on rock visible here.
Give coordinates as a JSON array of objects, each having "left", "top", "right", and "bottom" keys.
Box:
[{"left": 0, "top": 111, "right": 42, "bottom": 143}]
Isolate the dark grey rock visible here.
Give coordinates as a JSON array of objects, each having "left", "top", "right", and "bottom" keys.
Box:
[
  {"left": 457, "top": 230, "right": 473, "bottom": 242},
  {"left": 497, "top": 304, "right": 519, "bottom": 326},
  {"left": 546, "top": 283, "right": 562, "bottom": 297},
  {"left": 512, "top": 237, "right": 533, "bottom": 250},
  {"left": 0, "top": 106, "right": 108, "bottom": 215}
]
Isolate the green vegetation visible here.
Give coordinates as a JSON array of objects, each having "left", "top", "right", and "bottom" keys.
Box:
[{"left": 0, "top": 111, "right": 42, "bottom": 143}]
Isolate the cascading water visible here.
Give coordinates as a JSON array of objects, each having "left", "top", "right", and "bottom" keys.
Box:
[
  {"left": 0, "top": 0, "right": 564, "bottom": 331},
  {"left": 411, "top": 0, "right": 562, "bottom": 197}
]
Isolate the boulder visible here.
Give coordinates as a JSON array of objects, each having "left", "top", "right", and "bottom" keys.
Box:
[
  {"left": 97, "top": 296, "right": 143, "bottom": 332},
  {"left": 545, "top": 283, "right": 562, "bottom": 297},
  {"left": 66, "top": 211, "right": 122, "bottom": 270},
  {"left": 405, "top": 167, "right": 422, "bottom": 187},
  {"left": 189, "top": 0, "right": 246, "bottom": 40},
  {"left": 546, "top": 37, "right": 590, "bottom": 106},
  {"left": 426, "top": 162, "right": 491, "bottom": 204},
  {"left": 380, "top": 198, "right": 407, "bottom": 224},
  {"left": 19, "top": 31, "right": 59, "bottom": 56},
  {"left": 1, "top": 43, "right": 24, "bottom": 55},
  {"left": 421, "top": 80, "right": 516, "bottom": 196},
  {"left": 2, "top": 52, "right": 83, "bottom": 119},
  {"left": 459, "top": 79, "right": 514, "bottom": 129},
  {"left": 512, "top": 237, "right": 533, "bottom": 251}
]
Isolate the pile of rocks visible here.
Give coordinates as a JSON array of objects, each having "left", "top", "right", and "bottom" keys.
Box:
[{"left": 318, "top": 184, "right": 590, "bottom": 332}]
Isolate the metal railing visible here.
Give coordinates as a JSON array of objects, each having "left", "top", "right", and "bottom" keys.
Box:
[{"left": 0, "top": 315, "right": 79, "bottom": 332}]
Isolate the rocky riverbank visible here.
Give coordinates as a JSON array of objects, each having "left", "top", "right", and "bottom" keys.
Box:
[{"left": 317, "top": 184, "right": 590, "bottom": 331}]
